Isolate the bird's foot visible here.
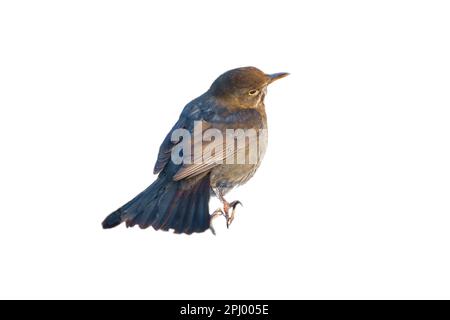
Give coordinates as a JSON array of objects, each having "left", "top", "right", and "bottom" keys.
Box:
[
  {"left": 224, "top": 200, "right": 242, "bottom": 229},
  {"left": 209, "top": 208, "right": 225, "bottom": 235},
  {"left": 209, "top": 200, "right": 243, "bottom": 234}
]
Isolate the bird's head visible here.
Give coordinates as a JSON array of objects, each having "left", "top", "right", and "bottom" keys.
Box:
[{"left": 208, "top": 66, "right": 289, "bottom": 109}]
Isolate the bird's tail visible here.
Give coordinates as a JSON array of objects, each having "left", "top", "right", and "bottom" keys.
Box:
[{"left": 102, "top": 174, "right": 211, "bottom": 234}]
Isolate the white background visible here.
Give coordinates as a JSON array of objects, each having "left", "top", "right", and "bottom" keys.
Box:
[{"left": 1, "top": 1, "right": 449, "bottom": 299}]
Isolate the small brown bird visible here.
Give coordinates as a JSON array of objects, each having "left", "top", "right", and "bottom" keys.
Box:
[{"left": 102, "top": 67, "right": 288, "bottom": 234}]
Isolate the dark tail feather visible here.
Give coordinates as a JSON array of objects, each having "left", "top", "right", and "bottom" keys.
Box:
[
  {"left": 102, "top": 209, "right": 123, "bottom": 229},
  {"left": 102, "top": 174, "right": 212, "bottom": 234}
]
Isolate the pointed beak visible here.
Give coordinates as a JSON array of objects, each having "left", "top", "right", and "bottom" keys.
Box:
[{"left": 267, "top": 72, "right": 289, "bottom": 84}]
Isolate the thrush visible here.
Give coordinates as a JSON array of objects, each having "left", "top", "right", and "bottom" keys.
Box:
[{"left": 102, "top": 67, "right": 288, "bottom": 234}]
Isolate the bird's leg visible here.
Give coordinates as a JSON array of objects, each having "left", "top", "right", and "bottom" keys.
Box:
[
  {"left": 213, "top": 188, "right": 243, "bottom": 228},
  {"left": 209, "top": 208, "right": 225, "bottom": 235}
]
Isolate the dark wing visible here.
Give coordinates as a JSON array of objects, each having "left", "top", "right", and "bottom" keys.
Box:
[
  {"left": 173, "top": 108, "right": 264, "bottom": 181},
  {"left": 154, "top": 96, "right": 264, "bottom": 180},
  {"left": 153, "top": 95, "right": 212, "bottom": 175},
  {"left": 154, "top": 117, "right": 228, "bottom": 180},
  {"left": 172, "top": 131, "right": 248, "bottom": 181},
  {"left": 153, "top": 118, "right": 185, "bottom": 174}
]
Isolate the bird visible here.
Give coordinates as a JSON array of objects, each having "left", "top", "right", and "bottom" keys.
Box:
[{"left": 102, "top": 66, "right": 288, "bottom": 235}]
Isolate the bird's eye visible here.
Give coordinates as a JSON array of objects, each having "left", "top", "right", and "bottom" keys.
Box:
[{"left": 248, "top": 89, "right": 259, "bottom": 96}]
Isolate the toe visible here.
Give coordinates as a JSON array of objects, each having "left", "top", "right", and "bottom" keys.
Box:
[{"left": 230, "top": 201, "right": 242, "bottom": 209}]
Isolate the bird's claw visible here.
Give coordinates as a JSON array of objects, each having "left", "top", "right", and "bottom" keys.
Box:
[
  {"left": 230, "top": 200, "right": 242, "bottom": 209},
  {"left": 226, "top": 200, "right": 242, "bottom": 229},
  {"left": 209, "top": 208, "right": 225, "bottom": 235},
  {"left": 209, "top": 200, "right": 242, "bottom": 234}
]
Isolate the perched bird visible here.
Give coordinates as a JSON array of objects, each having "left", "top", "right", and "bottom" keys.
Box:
[{"left": 102, "top": 67, "right": 288, "bottom": 234}]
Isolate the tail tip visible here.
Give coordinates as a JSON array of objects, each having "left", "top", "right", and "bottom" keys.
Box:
[{"left": 102, "top": 210, "right": 123, "bottom": 229}]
